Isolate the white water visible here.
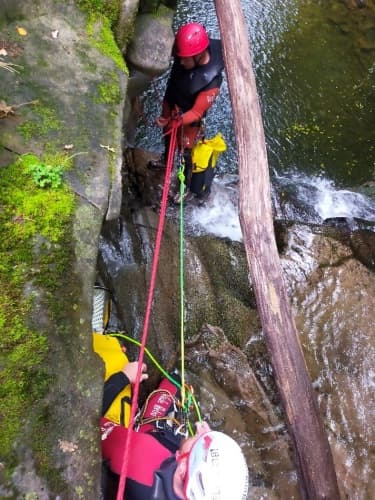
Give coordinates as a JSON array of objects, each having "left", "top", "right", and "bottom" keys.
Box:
[
  {"left": 185, "top": 172, "right": 375, "bottom": 243},
  {"left": 313, "top": 179, "right": 375, "bottom": 221},
  {"left": 274, "top": 171, "right": 375, "bottom": 223},
  {"left": 188, "top": 174, "right": 242, "bottom": 242}
]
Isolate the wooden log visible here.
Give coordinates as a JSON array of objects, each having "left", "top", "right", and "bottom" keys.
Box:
[{"left": 213, "top": 1, "right": 340, "bottom": 498}]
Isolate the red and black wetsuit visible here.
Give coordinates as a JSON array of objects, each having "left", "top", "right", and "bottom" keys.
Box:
[
  {"left": 161, "top": 39, "right": 224, "bottom": 185},
  {"left": 101, "top": 373, "right": 183, "bottom": 500}
]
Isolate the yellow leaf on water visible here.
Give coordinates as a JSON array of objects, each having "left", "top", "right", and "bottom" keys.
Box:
[{"left": 16, "top": 26, "right": 27, "bottom": 36}]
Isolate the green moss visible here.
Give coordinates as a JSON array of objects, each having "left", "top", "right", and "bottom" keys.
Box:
[
  {"left": 77, "top": 0, "right": 121, "bottom": 27},
  {"left": 95, "top": 72, "right": 122, "bottom": 105},
  {"left": 17, "top": 103, "right": 61, "bottom": 141},
  {"left": 0, "top": 154, "right": 76, "bottom": 462},
  {"left": 0, "top": 321, "right": 49, "bottom": 455},
  {"left": 87, "top": 13, "right": 127, "bottom": 74},
  {"left": 109, "top": 151, "right": 116, "bottom": 181}
]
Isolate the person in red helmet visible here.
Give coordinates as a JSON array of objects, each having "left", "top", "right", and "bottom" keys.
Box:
[{"left": 148, "top": 22, "right": 225, "bottom": 202}]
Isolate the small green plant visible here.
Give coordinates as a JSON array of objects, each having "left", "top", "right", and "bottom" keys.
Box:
[
  {"left": 27, "top": 162, "right": 64, "bottom": 189},
  {"left": 24, "top": 152, "right": 86, "bottom": 189}
]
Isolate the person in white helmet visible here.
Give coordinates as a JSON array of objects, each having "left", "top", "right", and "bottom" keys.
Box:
[
  {"left": 93, "top": 286, "right": 248, "bottom": 499},
  {"left": 101, "top": 358, "right": 249, "bottom": 499},
  {"left": 168, "top": 421, "right": 249, "bottom": 500}
]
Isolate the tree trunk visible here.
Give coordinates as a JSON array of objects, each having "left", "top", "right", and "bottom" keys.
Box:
[{"left": 213, "top": 1, "right": 340, "bottom": 498}]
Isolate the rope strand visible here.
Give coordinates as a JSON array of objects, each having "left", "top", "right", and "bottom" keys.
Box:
[
  {"left": 177, "top": 160, "right": 186, "bottom": 406},
  {"left": 116, "top": 123, "right": 178, "bottom": 500}
]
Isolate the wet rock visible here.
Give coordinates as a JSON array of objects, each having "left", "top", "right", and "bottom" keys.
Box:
[
  {"left": 344, "top": 0, "right": 369, "bottom": 9},
  {"left": 274, "top": 219, "right": 292, "bottom": 254},
  {"left": 126, "top": 8, "right": 175, "bottom": 76},
  {"left": 350, "top": 228, "right": 375, "bottom": 270},
  {"left": 323, "top": 216, "right": 355, "bottom": 229},
  {"left": 124, "top": 70, "right": 155, "bottom": 147},
  {"left": 328, "top": 0, "right": 375, "bottom": 63},
  {"left": 188, "top": 325, "right": 282, "bottom": 434},
  {"left": 353, "top": 180, "right": 375, "bottom": 199},
  {"left": 115, "top": 0, "right": 139, "bottom": 54},
  {"left": 284, "top": 224, "right": 375, "bottom": 498},
  {"left": 185, "top": 324, "right": 298, "bottom": 497},
  {"left": 318, "top": 218, "right": 375, "bottom": 271},
  {"left": 139, "top": 0, "right": 178, "bottom": 13},
  {"left": 124, "top": 147, "right": 165, "bottom": 208}
]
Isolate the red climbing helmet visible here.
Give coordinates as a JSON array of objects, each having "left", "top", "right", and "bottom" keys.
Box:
[{"left": 174, "top": 22, "right": 209, "bottom": 58}]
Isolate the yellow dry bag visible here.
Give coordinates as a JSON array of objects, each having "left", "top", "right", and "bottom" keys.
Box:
[{"left": 192, "top": 133, "right": 227, "bottom": 173}]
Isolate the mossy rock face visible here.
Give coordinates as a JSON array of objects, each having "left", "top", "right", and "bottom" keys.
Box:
[
  {"left": 0, "top": 0, "right": 127, "bottom": 497},
  {"left": 0, "top": 0, "right": 127, "bottom": 218}
]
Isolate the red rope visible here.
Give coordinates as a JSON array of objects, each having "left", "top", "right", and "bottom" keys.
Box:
[{"left": 116, "top": 123, "right": 179, "bottom": 500}]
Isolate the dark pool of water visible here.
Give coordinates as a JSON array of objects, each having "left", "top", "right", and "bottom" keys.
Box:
[{"left": 136, "top": 0, "right": 374, "bottom": 188}]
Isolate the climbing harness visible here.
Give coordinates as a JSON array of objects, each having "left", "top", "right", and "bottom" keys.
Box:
[
  {"left": 108, "top": 331, "right": 201, "bottom": 427},
  {"left": 135, "top": 388, "right": 188, "bottom": 439}
]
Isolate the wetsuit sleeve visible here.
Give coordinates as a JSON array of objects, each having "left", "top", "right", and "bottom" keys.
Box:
[
  {"left": 181, "top": 87, "right": 220, "bottom": 126},
  {"left": 102, "top": 371, "right": 130, "bottom": 416}
]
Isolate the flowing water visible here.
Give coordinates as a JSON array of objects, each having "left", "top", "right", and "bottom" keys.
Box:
[
  {"left": 124, "top": 1, "right": 375, "bottom": 497},
  {"left": 137, "top": 0, "right": 375, "bottom": 228}
]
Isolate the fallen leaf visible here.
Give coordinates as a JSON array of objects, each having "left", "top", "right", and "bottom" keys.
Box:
[
  {"left": 64, "top": 144, "right": 74, "bottom": 150},
  {"left": 16, "top": 26, "right": 27, "bottom": 36},
  {"left": 51, "top": 30, "right": 59, "bottom": 39},
  {"left": 0, "top": 100, "right": 14, "bottom": 118},
  {"left": 0, "top": 99, "right": 38, "bottom": 118},
  {"left": 0, "top": 48, "right": 8, "bottom": 56},
  {"left": 58, "top": 439, "right": 78, "bottom": 453},
  {"left": 100, "top": 144, "right": 116, "bottom": 153}
]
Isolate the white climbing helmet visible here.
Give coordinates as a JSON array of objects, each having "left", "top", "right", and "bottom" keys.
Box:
[{"left": 184, "top": 431, "right": 249, "bottom": 499}]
